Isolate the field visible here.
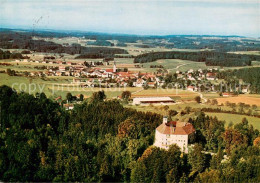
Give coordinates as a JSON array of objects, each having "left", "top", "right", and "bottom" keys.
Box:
[
  {"left": 128, "top": 104, "right": 260, "bottom": 130},
  {"left": 136, "top": 59, "right": 260, "bottom": 73},
  {"left": 142, "top": 59, "right": 217, "bottom": 72},
  {"left": 132, "top": 88, "right": 199, "bottom": 100},
  {"left": 228, "top": 51, "right": 260, "bottom": 56},
  {"left": 216, "top": 95, "right": 260, "bottom": 106},
  {"left": 0, "top": 73, "right": 140, "bottom": 99},
  {"left": 205, "top": 112, "right": 260, "bottom": 130}
]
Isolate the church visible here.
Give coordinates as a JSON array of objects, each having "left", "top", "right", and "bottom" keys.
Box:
[{"left": 154, "top": 116, "right": 195, "bottom": 153}]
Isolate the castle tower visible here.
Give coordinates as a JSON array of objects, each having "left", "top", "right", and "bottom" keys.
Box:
[{"left": 163, "top": 116, "right": 168, "bottom": 124}]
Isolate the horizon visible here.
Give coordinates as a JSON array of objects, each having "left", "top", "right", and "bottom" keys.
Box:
[
  {"left": 1, "top": 0, "right": 259, "bottom": 38},
  {"left": 0, "top": 26, "right": 255, "bottom": 38}
]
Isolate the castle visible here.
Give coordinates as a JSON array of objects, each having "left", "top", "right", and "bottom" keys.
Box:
[{"left": 154, "top": 116, "right": 195, "bottom": 153}]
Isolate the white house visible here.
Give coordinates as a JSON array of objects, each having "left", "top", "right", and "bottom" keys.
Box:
[
  {"left": 187, "top": 85, "right": 195, "bottom": 91},
  {"left": 154, "top": 117, "right": 195, "bottom": 153}
]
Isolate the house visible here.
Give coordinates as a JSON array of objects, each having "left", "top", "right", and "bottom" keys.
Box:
[
  {"left": 148, "top": 82, "right": 156, "bottom": 88},
  {"left": 55, "top": 96, "right": 63, "bottom": 104},
  {"left": 63, "top": 103, "right": 74, "bottom": 110},
  {"left": 177, "top": 73, "right": 183, "bottom": 79},
  {"left": 187, "top": 69, "right": 194, "bottom": 73},
  {"left": 206, "top": 72, "right": 216, "bottom": 80},
  {"left": 59, "top": 66, "right": 65, "bottom": 71},
  {"left": 241, "top": 86, "right": 249, "bottom": 93},
  {"left": 134, "top": 78, "right": 145, "bottom": 87},
  {"left": 105, "top": 68, "right": 114, "bottom": 73},
  {"left": 154, "top": 116, "right": 195, "bottom": 153},
  {"left": 187, "top": 85, "right": 195, "bottom": 91},
  {"left": 132, "top": 97, "right": 175, "bottom": 105}
]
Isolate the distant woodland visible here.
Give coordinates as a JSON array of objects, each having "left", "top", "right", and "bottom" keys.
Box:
[
  {"left": 0, "top": 31, "right": 127, "bottom": 57},
  {"left": 1, "top": 29, "right": 260, "bottom": 64},
  {"left": 134, "top": 51, "right": 260, "bottom": 67}
]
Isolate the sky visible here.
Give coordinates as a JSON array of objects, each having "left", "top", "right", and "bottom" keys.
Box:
[{"left": 0, "top": 0, "right": 259, "bottom": 37}]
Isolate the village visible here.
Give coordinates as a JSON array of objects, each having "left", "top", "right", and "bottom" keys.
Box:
[{"left": 12, "top": 57, "right": 249, "bottom": 96}]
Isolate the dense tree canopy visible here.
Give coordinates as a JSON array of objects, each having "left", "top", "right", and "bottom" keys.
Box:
[{"left": 0, "top": 85, "right": 259, "bottom": 182}]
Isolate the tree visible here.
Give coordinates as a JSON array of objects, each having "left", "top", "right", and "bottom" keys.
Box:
[
  {"left": 6, "top": 68, "right": 15, "bottom": 76},
  {"left": 168, "top": 110, "right": 178, "bottom": 117},
  {"left": 211, "top": 99, "right": 218, "bottom": 105},
  {"left": 253, "top": 136, "right": 260, "bottom": 147},
  {"left": 163, "top": 105, "right": 169, "bottom": 115},
  {"left": 195, "top": 96, "right": 201, "bottom": 103},
  {"left": 143, "top": 84, "right": 149, "bottom": 90},
  {"left": 91, "top": 90, "right": 106, "bottom": 102},
  {"left": 130, "top": 161, "right": 147, "bottom": 183},
  {"left": 222, "top": 128, "right": 248, "bottom": 155},
  {"left": 66, "top": 92, "right": 72, "bottom": 103},
  {"left": 117, "top": 119, "right": 137, "bottom": 138},
  {"left": 39, "top": 92, "right": 47, "bottom": 100},
  {"left": 79, "top": 94, "right": 84, "bottom": 101},
  {"left": 121, "top": 91, "right": 131, "bottom": 100},
  {"left": 197, "top": 169, "right": 221, "bottom": 183},
  {"left": 179, "top": 173, "right": 188, "bottom": 183},
  {"left": 188, "top": 143, "right": 206, "bottom": 174},
  {"left": 252, "top": 105, "right": 257, "bottom": 110}
]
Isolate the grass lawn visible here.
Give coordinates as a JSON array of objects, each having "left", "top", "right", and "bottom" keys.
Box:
[
  {"left": 205, "top": 112, "right": 260, "bottom": 130},
  {"left": 141, "top": 59, "right": 215, "bottom": 73},
  {"left": 0, "top": 73, "right": 140, "bottom": 99}
]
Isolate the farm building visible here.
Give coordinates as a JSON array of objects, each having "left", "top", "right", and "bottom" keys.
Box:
[
  {"left": 132, "top": 97, "right": 175, "bottom": 105},
  {"left": 222, "top": 92, "right": 236, "bottom": 97},
  {"left": 154, "top": 116, "right": 195, "bottom": 153}
]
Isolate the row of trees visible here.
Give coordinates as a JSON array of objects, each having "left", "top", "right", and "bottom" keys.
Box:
[{"left": 0, "top": 49, "right": 24, "bottom": 60}]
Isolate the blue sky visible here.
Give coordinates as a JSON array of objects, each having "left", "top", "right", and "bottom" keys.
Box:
[{"left": 0, "top": 0, "right": 259, "bottom": 37}]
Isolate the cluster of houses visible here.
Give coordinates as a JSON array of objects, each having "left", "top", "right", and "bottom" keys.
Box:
[
  {"left": 12, "top": 59, "right": 249, "bottom": 94},
  {"left": 176, "top": 68, "right": 218, "bottom": 81},
  {"left": 70, "top": 61, "right": 166, "bottom": 88}
]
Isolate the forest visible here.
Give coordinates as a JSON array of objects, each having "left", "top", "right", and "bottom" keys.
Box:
[
  {"left": 0, "top": 31, "right": 127, "bottom": 56},
  {"left": 0, "top": 85, "right": 259, "bottom": 182},
  {"left": 217, "top": 67, "right": 260, "bottom": 93},
  {"left": 1, "top": 28, "right": 260, "bottom": 54},
  {"left": 0, "top": 49, "right": 24, "bottom": 60},
  {"left": 134, "top": 51, "right": 260, "bottom": 67}
]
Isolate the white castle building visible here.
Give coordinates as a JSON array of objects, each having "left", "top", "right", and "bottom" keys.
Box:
[{"left": 154, "top": 116, "right": 195, "bottom": 153}]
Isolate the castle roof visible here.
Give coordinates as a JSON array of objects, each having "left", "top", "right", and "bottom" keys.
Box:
[{"left": 156, "top": 121, "right": 195, "bottom": 135}]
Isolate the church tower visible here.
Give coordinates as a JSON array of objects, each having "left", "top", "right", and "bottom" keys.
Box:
[{"left": 113, "top": 60, "right": 117, "bottom": 73}]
